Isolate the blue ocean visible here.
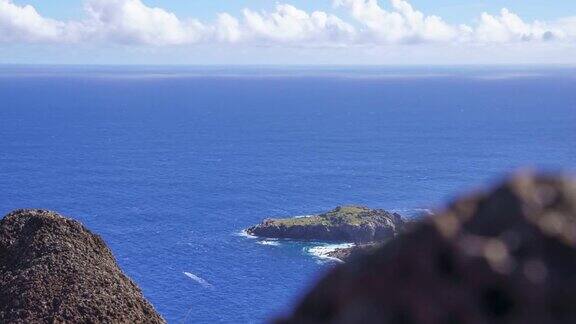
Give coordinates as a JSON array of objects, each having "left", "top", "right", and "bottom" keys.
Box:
[{"left": 0, "top": 66, "right": 575, "bottom": 323}]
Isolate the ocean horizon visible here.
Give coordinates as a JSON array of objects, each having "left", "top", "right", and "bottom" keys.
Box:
[{"left": 1, "top": 66, "right": 575, "bottom": 322}]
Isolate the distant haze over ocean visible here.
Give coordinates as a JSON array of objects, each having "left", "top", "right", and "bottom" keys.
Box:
[{"left": 1, "top": 66, "right": 574, "bottom": 322}]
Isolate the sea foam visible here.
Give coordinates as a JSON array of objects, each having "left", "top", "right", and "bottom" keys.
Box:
[
  {"left": 306, "top": 243, "right": 355, "bottom": 263},
  {"left": 235, "top": 229, "right": 257, "bottom": 239},
  {"left": 257, "top": 240, "right": 281, "bottom": 246}
]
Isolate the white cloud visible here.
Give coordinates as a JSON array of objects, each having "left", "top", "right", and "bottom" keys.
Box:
[
  {"left": 0, "top": 0, "right": 77, "bottom": 42},
  {"left": 0, "top": 0, "right": 575, "bottom": 50},
  {"left": 474, "top": 9, "right": 559, "bottom": 43},
  {"left": 556, "top": 17, "right": 576, "bottom": 40},
  {"left": 240, "top": 4, "right": 355, "bottom": 44},
  {"left": 333, "top": 0, "right": 565, "bottom": 44},
  {"left": 0, "top": 0, "right": 355, "bottom": 46},
  {"left": 84, "top": 0, "right": 206, "bottom": 45},
  {"left": 215, "top": 13, "right": 241, "bottom": 43},
  {"left": 334, "top": 0, "right": 459, "bottom": 43},
  {"left": 213, "top": 4, "right": 357, "bottom": 45}
]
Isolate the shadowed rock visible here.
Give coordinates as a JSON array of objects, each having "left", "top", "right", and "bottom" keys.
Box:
[
  {"left": 247, "top": 206, "right": 405, "bottom": 243},
  {"left": 0, "top": 209, "right": 165, "bottom": 323},
  {"left": 279, "top": 174, "right": 576, "bottom": 324},
  {"left": 325, "top": 243, "right": 383, "bottom": 262}
]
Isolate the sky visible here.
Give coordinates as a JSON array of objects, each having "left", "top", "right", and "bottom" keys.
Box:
[{"left": 1, "top": 0, "right": 576, "bottom": 65}]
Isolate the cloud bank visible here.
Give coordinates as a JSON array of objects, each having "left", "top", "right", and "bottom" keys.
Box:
[
  {"left": 1, "top": 0, "right": 575, "bottom": 46},
  {"left": 0, "top": 0, "right": 576, "bottom": 65}
]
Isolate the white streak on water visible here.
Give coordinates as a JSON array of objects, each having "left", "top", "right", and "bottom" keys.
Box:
[
  {"left": 183, "top": 272, "right": 213, "bottom": 289},
  {"left": 257, "top": 239, "right": 281, "bottom": 246}
]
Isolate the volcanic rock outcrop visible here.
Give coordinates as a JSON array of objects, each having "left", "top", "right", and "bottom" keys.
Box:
[
  {"left": 247, "top": 206, "right": 405, "bottom": 243},
  {"left": 0, "top": 209, "right": 165, "bottom": 323},
  {"left": 279, "top": 174, "right": 576, "bottom": 323},
  {"left": 325, "top": 243, "right": 382, "bottom": 262}
]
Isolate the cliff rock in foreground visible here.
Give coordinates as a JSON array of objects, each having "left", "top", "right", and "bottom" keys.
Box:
[
  {"left": 0, "top": 209, "right": 165, "bottom": 323},
  {"left": 247, "top": 206, "right": 405, "bottom": 243},
  {"left": 279, "top": 174, "right": 576, "bottom": 323}
]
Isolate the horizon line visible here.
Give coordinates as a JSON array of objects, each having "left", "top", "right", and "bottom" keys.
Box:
[{"left": 1, "top": 63, "right": 576, "bottom": 68}]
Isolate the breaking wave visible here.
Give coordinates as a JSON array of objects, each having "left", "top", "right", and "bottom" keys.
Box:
[{"left": 305, "top": 243, "right": 354, "bottom": 263}]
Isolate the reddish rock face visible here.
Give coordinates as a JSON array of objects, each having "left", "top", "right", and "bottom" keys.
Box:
[
  {"left": 0, "top": 209, "right": 165, "bottom": 324},
  {"left": 279, "top": 174, "right": 576, "bottom": 324}
]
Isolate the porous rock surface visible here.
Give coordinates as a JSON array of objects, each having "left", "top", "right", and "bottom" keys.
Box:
[
  {"left": 279, "top": 174, "right": 576, "bottom": 324},
  {"left": 0, "top": 209, "right": 165, "bottom": 323}
]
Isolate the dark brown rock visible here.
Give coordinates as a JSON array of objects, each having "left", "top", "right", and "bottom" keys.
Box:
[
  {"left": 0, "top": 209, "right": 165, "bottom": 324},
  {"left": 279, "top": 174, "right": 576, "bottom": 324},
  {"left": 325, "top": 243, "right": 383, "bottom": 262}
]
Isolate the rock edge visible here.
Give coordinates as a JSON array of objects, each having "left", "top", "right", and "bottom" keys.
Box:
[{"left": 0, "top": 209, "right": 165, "bottom": 324}]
